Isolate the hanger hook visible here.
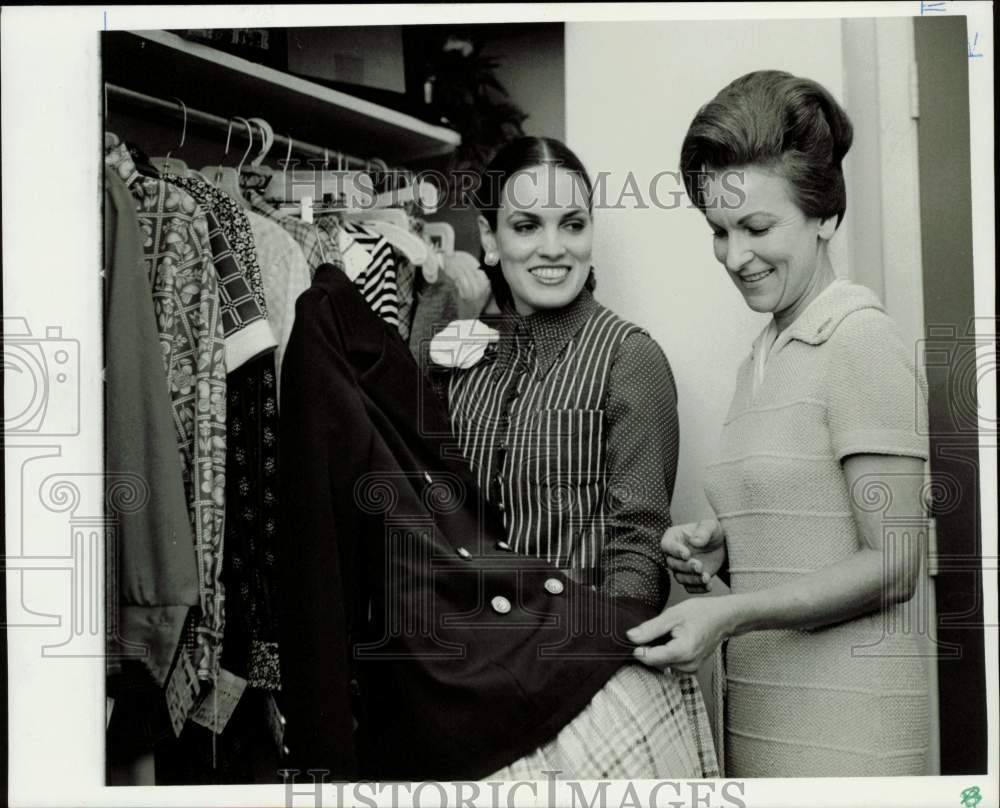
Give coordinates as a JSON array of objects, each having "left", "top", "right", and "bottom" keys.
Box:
[
  {"left": 248, "top": 117, "right": 273, "bottom": 167},
  {"left": 323, "top": 147, "right": 329, "bottom": 170},
  {"left": 224, "top": 119, "right": 235, "bottom": 162},
  {"left": 166, "top": 97, "right": 187, "bottom": 160},
  {"left": 337, "top": 151, "right": 344, "bottom": 172},
  {"left": 235, "top": 117, "right": 254, "bottom": 173},
  {"left": 283, "top": 134, "right": 293, "bottom": 179}
]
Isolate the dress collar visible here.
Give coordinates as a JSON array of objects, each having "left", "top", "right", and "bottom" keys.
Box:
[
  {"left": 492, "top": 289, "right": 599, "bottom": 377},
  {"left": 750, "top": 278, "right": 885, "bottom": 360}
]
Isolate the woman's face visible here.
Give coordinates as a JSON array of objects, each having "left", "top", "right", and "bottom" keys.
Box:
[
  {"left": 481, "top": 164, "right": 593, "bottom": 316},
  {"left": 702, "top": 165, "right": 836, "bottom": 324}
]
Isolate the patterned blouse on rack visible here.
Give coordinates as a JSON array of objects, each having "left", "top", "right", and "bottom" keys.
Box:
[
  {"left": 104, "top": 141, "right": 228, "bottom": 699},
  {"left": 162, "top": 174, "right": 269, "bottom": 313},
  {"left": 163, "top": 175, "right": 277, "bottom": 371},
  {"left": 441, "top": 289, "right": 677, "bottom": 608}
]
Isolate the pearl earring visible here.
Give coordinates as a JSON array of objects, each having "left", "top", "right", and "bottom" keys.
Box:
[{"left": 484, "top": 250, "right": 499, "bottom": 267}]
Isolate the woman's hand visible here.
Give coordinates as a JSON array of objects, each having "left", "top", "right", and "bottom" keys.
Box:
[
  {"left": 662, "top": 519, "right": 727, "bottom": 593},
  {"left": 441, "top": 255, "right": 493, "bottom": 320},
  {"left": 627, "top": 596, "right": 735, "bottom": 674}
]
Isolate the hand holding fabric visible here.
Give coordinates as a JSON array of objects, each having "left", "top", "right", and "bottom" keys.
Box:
[{"left": 627, "top": 596, "right": 735, "bottom": 674}]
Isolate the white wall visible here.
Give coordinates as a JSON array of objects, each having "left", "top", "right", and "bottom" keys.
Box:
[{"left": 566, "top": 19, "right": 847, "bottom": 529}]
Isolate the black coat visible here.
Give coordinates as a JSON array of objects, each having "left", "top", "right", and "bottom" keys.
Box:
[{"left": 277, "top": 266, "right": 656, "bottom": 781}]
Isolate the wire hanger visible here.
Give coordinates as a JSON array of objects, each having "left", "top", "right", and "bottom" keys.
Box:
[
  {"left": 150, "top": 97, "right": 191, "bottom": 176},
  {"left": 240, "top": 117, "right": 275, "bottom": 192},
  {"left": 201, "top": 117, "right": 254, "bottom": 208}
]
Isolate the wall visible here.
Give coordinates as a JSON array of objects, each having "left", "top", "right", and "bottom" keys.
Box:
[
  {"left": 483, "top": 23, "right": 565, "bottom": 141},
  {"left": 566, "top": 18, "right": 846, "bottom": 531}
]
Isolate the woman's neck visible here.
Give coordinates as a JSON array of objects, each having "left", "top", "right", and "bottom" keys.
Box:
[{"left": 773, "top": 255, "right": 837, "bottom": 333}]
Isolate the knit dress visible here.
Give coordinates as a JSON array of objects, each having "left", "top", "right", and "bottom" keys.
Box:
[{"left": 704, "top": 281, "right": 931, "bottom": 777}]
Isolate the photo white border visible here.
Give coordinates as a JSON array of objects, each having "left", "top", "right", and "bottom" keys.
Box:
[{"left": 2, "top": 3, "right": 995, "bottom": 807}]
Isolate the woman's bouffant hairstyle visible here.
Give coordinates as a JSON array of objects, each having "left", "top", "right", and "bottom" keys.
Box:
[
  {"left": 475, "top": 136, "right": 596, "bottom": 311},
  {"left": 680, "top": 70, "right": 854, "bottom": 228}
]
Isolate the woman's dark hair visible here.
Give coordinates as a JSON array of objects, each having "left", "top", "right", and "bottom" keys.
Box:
[
  {"left": 679, "top": 70, "right": 854, "bottom": 228},
  {"left": 475, "top": 136, "right": 596, "bottom": 310}
]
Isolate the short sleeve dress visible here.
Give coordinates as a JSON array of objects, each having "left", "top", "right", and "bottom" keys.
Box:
[{"left": 704, "top": 280, "right": 931, "bottom": 777}]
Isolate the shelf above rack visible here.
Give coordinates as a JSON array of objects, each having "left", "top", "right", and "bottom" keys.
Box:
[{"left": 102, "top": 30, "right": 461, "bottom": 163}]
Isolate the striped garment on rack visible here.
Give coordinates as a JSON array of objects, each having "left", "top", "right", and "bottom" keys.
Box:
[{"left": 341, "top": 220, "right": 399, "bottom": 327}]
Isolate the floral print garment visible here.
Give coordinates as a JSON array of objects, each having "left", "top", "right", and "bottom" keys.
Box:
[
  {"left": 220, "top": 351, "right": 283, "bottom": 691},
  {"left": 105, "top": 141, "right": 228, "bottom": 705},
  {"left": 163, "top": 174, "right": 269, "bottom": 315}
]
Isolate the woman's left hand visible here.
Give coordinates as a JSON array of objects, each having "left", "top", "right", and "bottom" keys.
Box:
[{"left": 627, "top": 596, "right": 736, "bottom": 673}]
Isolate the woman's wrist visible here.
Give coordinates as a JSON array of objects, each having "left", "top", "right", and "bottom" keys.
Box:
[{"left": 714, "top": 592, "right": 750, "bottom": 640}]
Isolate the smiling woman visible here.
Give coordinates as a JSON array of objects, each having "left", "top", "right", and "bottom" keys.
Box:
[
  {"left": 429, "top": 136, "right": 719, "bottom": 778},
  {"left": 630, "top": 70, "right": 933, "bottom": 779}
]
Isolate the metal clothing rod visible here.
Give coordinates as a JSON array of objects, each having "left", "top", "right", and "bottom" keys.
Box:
[{"left": 105, "top": 83, "right": 382, "bottom": 171}]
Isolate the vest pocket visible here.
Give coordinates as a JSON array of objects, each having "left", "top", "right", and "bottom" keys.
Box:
[{"left": 523, "top": 408, "right": 605, "bottom": 491}]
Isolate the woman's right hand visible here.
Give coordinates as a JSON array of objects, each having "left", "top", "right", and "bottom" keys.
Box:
[{"left": 662, "top": 519, "right": 727, "bottom": 593}]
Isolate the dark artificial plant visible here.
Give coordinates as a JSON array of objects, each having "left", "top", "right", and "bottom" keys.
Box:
[{"left": 425, "top": 34, "right": 528, "bottom": 187}]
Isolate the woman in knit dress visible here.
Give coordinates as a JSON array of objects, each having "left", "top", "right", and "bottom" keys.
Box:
[
  {"left": 629, "top": 71, "right": 931, "bottom": 777},
  {"left": 431, "top": 136, "right": 718, "bottom": 779}
]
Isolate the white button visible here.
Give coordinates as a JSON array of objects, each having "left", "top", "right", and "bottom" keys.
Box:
[
  {"left": 495, "top": 540, "right": 512, "bottom": 551},
  {"left": 423, "top": 471, "right": 432, "bottom": 484},
  {"left": 456, "top": 547, "right": 471, "bottom": 559},
  {"left": 544, "top": 578, "right": 565, "bottom": 595},
  {"left": 491, "top": 595, "right": 512, "bottom": 614}
]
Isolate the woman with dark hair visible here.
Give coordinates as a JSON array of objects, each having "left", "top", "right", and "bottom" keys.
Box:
[
  {"left": 430, "top": 136, "right": 718, "bottom": 778},
  {"left": 629, "top": 71, "right": 931, "bottom": 777}
]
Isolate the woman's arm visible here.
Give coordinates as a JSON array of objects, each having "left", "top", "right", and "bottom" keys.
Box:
[
  {"left": 629, "top": 453, "right": 927, "bottom": 672},
  {"left": 600, "top": 332, "right": 679, "bottom": 609}
]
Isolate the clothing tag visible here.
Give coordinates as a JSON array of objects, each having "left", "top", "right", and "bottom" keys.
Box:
[
  {"left": 164, "top": 652, "right": 200, "bottom": 737},
  {"left": 338, "top": 230, "right": 371, "bottom": 281},
  {"left": 106, "top": 697, "right": 114, "bottom": 729},
  {"left": 265, "top": 693, "right": 287, "bottom": 751},
  {"left": 189, "top": 668, "right": 247, "bottom": 735}
]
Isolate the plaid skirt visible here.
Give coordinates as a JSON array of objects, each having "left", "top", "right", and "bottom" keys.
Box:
[{"left": 484, "top": 663, "right": 720, "bottom": 780}]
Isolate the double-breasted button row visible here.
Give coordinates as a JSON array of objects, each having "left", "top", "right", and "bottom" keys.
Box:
[
  {"left": 544, "top": 577, "right": 565, "bottom": 595},
  {"left": 452, "top": 546, "right": 563, "bottom": 615},
  {"left": 491, "top": 595, "right": 512, "bottom": 614}
]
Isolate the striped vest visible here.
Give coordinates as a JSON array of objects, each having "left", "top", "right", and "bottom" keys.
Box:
[{"left": 446, "top": 293, "right": 643, "bottom": 573}]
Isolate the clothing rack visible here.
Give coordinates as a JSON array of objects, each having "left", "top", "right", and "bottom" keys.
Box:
[{"left": 105, "top": 83, "right": 384, "bottom": 172}]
